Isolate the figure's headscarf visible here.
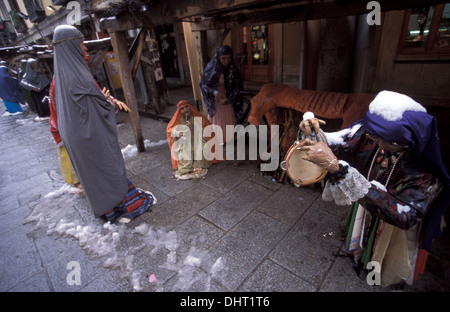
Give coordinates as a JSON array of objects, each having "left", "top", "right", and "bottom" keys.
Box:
[
  {"left": 20, "top": 58, "right": 51, "bottom": 91},
  {"left": 0, "top": 65, "right": 24, "bottom": 103},
  {"left": 363, "top": 90, "right": 450, "bottom": 250},
  {"left": 200, "top": 45, "right": 244, "bottom": 123},
  {"left": 166, "top": 100, "right": 222, "bottom": 170}
]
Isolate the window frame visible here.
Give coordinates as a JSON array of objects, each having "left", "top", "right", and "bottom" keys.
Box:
[{"left": 397, "top": 4, "right": 450, "bottom": 56}]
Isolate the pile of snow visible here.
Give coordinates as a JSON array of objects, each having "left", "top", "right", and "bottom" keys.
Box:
[
  {"left": 369, "top": 90, "right": 426, "bottom": 121},
  {"left": 121, "top": 139, "right": 167, "bottom": 159},
  {"left": 2, "top": 111, "right": 23, "bottom": 116},
  {"left": 24, "top": 183, "right": 226, "bottom": 292}
]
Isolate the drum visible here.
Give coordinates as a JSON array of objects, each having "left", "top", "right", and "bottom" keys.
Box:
[{"left": 280, "top": 131, "right": 328, "bottom": 186}]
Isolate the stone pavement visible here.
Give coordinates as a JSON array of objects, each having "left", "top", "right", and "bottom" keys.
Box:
[{"left": 1, "top": 87, "right": 449, "bottom": 294}]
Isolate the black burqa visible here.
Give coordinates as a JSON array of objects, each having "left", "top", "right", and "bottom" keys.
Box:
[
  {"left": 52, "top": 25, "right": 128, "bottom": 217},
  {"left": 20, "top": 58, "right": 51, "bottom": 117}
]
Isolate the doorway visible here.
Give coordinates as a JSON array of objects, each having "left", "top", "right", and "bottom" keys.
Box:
[{"left": 155, "top": 24, "right": 180, "bottom": 78}]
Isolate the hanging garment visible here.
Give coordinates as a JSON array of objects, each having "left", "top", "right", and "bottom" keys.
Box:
[{"left": 0, "top": 65, "right": 24, "bottom": 113}]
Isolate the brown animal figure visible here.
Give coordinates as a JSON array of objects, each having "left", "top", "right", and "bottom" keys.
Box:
[{"left": 248, "top": 83, "right": 375, "bottom": 129}]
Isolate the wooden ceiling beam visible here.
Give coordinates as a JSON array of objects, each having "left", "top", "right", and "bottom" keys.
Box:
[
  {"left": 98, "top": 0, "right": 450, "bottom": 33},
  {"left": 190, "top": 0, "right": 450, "bottom": 30}
]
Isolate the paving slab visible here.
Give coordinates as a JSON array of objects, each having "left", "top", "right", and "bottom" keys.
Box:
[
  {"left": 199, "top": 179, "right": 274, "bottom": 231},
  {"left": 199, "top": 160, "right": 260, "bottom": 195},
  {"left": 142, "top": 182, "right": 221, "bottom": 229},
  {"left": 0, "top": 224, "right": 42, "bottom": 291},
  {"left": 239, "top": 259, "right": 317, "bottom": 292},
  {"left": 257, "top": 184, "right": 320, "bottom": 226},
  {"left": 206, "top": 211, "right": 290, "bottom": 291}
]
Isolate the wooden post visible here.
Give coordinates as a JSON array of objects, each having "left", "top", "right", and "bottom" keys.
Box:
[
  {"left": 209, "top": 28, "right": 230, "bottom": 58},
  {"left": 196, "top": 30, "right": 209, "bottom": 114},
  {"left": 129, "top": 28, "right": 147, "bottom": 80},
  {"left": 182, "top": 22, "right": 204, "bottom": 112},
  {"left": 109, "top": 30, "right": 145, "bottom": 152},
  {"left": 300, "top": 20, "right": 321, "bottom": 90},
  {"left": 182, "top": 22, "right": 210, "bottom": 114},
  {"left": 196, "top": 30, "right": 208, "bottom": 73}
]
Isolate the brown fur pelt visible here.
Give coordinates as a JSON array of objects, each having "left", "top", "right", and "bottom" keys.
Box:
[{"left": 248, "top": 83, "right": 375, "bottom": 130}]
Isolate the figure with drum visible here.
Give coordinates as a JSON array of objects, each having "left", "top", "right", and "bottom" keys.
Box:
[
  {"left": 280, "top": 111, "right": 329, "bottom": 186},
  {"left": 296, "top": 90, "right": 449, "bottom": 288}
]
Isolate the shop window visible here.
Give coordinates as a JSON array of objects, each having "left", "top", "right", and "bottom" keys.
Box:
[
  {"left": 237, "top": 24, "right": 273, "bottom": 83},
  {"left": 250, "top": 25, "right": 269, "bottom": 65},
  {"left": 398, "top": 3, "right": 450, "bottom": 55},
  {"left": 238, "top": 25, "right": 270, "bottom": 66}
]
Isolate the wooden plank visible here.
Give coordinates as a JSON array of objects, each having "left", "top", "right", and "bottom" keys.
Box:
[
  {"left": 182, "top": 22, "right": 204, "bottom": 112},
  {"left": 100, "top": 15, "right": 145, "bottom": 34},
  {"left": 209, "top": 28, "right": 231, "bottom": 56},
  {"left": 109, "top": 31, "right": 145, "bottom": 152},
  {"left": 189, "top": 0, "right": 450, "bottom": 30},
  {"left": 129, "top": 28, "right": 147, "bottom": 80},
  {"left": 195, "top": 30, "right": 209, "bottom": 114},
  {"left": 84, "top": 37, "right": 111, "bottom": 50},
  {"left": 197, "top": 30, "right": 208, "bottom": 71},
  {"left": 98, "top": 0, "right": 450, "bottom": 33},
  {"left": 97, "top": 0, "right": 280, "bottom": 33},
  {"left": 92, "top": 0, "right": 269, "bottom": 21}
]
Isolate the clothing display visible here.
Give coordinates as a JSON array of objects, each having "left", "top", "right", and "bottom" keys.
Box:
[
  {"left": 18, "top": 59, "right": 35, "bottom": 113},
  {"left": 0, "top": 65, "right": 24, "bottom": 114},
  {"left": 20, "top": 58, "right": 51, "bottom": 117}
]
